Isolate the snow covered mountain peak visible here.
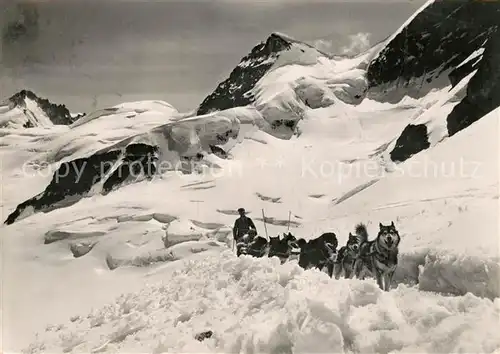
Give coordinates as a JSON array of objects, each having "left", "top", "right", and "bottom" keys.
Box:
[
  {"left": 196, "top": 32, "right": 328, "bottom": 116},
  {"left": 1, "top": 89, "right": 84, "bottom": 128}
]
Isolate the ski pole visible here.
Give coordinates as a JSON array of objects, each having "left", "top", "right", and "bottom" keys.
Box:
[{"left": 261, "top": 208, "right": 269, "bottom": 239}]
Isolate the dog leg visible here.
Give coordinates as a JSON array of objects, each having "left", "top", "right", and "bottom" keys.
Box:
[
  {"left": 333, "top": 262, "right": 342, "bottom": 280},
  {"left": 375, "top": 270, "right": 385, "bottom": 291},
  {"left": 353, "top": 259, "right": 362, "bottom": 279},
  {"left": 361, "top": 268, "right": 370, "bottom": 281},
  {"left": 385, "top": 270, "right": 395, "bottom": 291},
  {"left": 344, "top": 264, "right": 354, "bottom": 279},
  {"left": 298, "top": 257, "right": 308, "bottom": 270},
  {"left": 326, "top": 262, "right": 334, "bottom": 278},
  {"left": 355, "top": 260, "right": 369, "bottom": 280},
  {"left": 381, "top": 274, "right": 388, "bottom": 291}
]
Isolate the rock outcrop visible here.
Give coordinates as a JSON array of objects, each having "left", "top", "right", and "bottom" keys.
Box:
[
  {"left": 366, "top": 0, "right": 499, "bottom": 103},
  {"left": 365, "top": 0, "right": 500, "bottom": 162},
  {"left": 4, "top": 143, "right": 157, "bottom": 225},
  {"left": 390, "top": 124, "right": 430, "bottom": 163},
  {"left": 446, "top": 30, "right": 500, "bottom": 137},
  {"left": 196, "top": 33, "right": 293, "bottom": 116},
  {"left": 4, "top": 113, "right": 239, "bottom": 225}
]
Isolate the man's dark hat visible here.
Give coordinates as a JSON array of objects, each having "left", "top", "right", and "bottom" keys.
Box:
[{"left": 238, "top": 207, "right": 245, "bottom": 213}]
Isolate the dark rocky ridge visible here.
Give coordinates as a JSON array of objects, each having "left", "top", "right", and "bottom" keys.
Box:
[
  {"left": 4, "top": 143, "right": 158, "bottom": 225},
  {"left": 366, "top": 0, "right": 500, "bottom": 163},
  {"left": 5, "top": 116, "right": 237, "bottom": 225},
  {"left": 446, "top": 30, "right": 500, "bottom": 137},
  {"left": 8, "top": 90, "right": 85, "bottom": 126},
  {"left": 366, "top": 0, "right": 500, "bottom": 102},
  {"left": 196, "top": 33, "right": 292, "bottom": 116}
]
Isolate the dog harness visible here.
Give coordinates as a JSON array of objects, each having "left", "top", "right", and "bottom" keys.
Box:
[{"left": 361, "top": 241, "right": 397, "bottom": 265}]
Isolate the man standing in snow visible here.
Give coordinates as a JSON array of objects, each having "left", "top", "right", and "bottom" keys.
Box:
[{"left": 233, "top": 207, "right": 257, "bottom": 242}]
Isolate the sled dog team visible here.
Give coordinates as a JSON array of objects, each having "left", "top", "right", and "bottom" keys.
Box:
[{"left": 233, "top": 208, "right": 401, "bottom": 291}]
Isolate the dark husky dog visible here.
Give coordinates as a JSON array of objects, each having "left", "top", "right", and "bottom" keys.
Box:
[
  {"left": 245, "top": 236, "right": 269, "bottom": 258},
  {"left": 353, "top": 222, "right": 401, "bottom": 291},
  {"left": 333, "top": 232, "right": 361, "bottom": 280},
  {"left": 297, "top": 232, "right": 338, "bottom": 277},
  {"left": 283, "top": 232, "right": 298, "bottom": 249},
  {"left": 268, "top": 232, "right": 297, "bottom": 263}
]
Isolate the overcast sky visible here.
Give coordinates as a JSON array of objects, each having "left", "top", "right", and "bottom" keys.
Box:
[{"left": 1, "top": 0, "right": 426, "bottom": 112}]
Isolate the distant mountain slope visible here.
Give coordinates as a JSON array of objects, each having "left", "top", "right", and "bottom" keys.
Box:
[
  {"left": 3, "top": 107, "right": 241, "bottom": 225},
  {"left": 0, "top": 90, "right": 84, "bottom": 128},
  {"left": 366, "top": 0, "right": 499, "bottom": 103},
  {"left": 196, "top": 33, "right": 294, "bottom": 116},
  {"left": 365, "top": 0, "right": 500, "bottom": 163},
  {"left": 30, "top": 100, "right": 180, "bottom": 166},
  {"left": 196, "top": 32, "right": 338, "bottom": 138},
  {"left": 196, "top": 32, "right": 336, "bottom": 114}
]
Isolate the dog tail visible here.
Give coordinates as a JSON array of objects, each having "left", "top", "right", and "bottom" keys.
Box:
[{"left": 354, "top": 223, "right": 368, "bottom": 244}]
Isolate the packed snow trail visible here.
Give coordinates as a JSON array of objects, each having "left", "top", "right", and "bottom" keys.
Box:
[{"left": 25, "top": 250, "right": 500, "bottom": 354}]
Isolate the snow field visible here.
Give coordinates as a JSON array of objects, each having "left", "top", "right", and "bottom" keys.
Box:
[
  {"left": 2, "top": 8, "right": 500, "bottom": 351},
  {"left": 24, "top": 251, "right": 500, "bottom": 354},
  {"left": 8, "top": 107, "right": 500, "bottom": 353}
]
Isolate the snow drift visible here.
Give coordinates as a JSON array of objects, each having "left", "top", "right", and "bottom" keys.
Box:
[{"left": 24, "top": 251, "right": 500, "bottom": 354}]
